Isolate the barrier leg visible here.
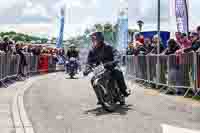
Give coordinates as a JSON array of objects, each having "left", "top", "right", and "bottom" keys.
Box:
[
  {"left": 183, "top": 88, "right": 194, "bottom": 97},
  {"left": 163, "top": 87, "right": 176, "bottom": 95},
  {"left": 0, "top": 80, "right": 8, "bottom": 88}
]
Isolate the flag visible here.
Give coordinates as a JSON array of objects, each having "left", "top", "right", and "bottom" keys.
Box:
[
  {"left": 56, "top": 7, "right": 65, "bottom": 48},
  {"left": 175, "top": 0, "right": 189, "bottom": 34}
]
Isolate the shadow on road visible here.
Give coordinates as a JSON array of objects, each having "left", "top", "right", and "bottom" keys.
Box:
[
  {"left": 65, "top": 77, "right": 79, "bottom": 79},
  {"left": 84, "top": 104, "right": 133, "bottom": 116}
]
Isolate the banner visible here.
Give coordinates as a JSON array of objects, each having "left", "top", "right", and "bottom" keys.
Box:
[
  {"left": 56, "top": 7, "right": 65, "bottom": 48},
  {"left": 175, "top": 0, "right": 189, "bottom": 34},
  {"left": 117, "top": 9, "right": 128, "bottom": 53}
]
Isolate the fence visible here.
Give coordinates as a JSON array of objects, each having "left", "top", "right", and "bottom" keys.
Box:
[
  {"left": 125, "top": 52, "right": 200, "bottom": 97},
  {"left": 0, "top": 53, "right": 60, "bottom": 87}
]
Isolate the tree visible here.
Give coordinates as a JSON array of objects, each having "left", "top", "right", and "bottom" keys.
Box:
[
  {"left": 137, "top": 20, "right": 144, "bottom": 32},
  {"left": 94, "top": 24, "right": 103, "bottom": 32},
  {"left": 12, "top": 35, "right": 26, "bottom": 43},
  {"left": 103, "top": 23, "right": 113, "bottom": 32}
]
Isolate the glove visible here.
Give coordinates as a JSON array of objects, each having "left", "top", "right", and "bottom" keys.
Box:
[
  {"left": 83, "top": 71, "right": 88, "bottom": 76},
  {"left": 104, "top": 61, "right": 118, "bottom": 70},
  {"left": 104, "top": 63, "right": 114, "bottom": 70},
  {"left": 83, "top": 67, "right": 91, "bottom": 76}
]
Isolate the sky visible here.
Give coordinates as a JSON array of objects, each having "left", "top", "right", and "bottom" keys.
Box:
[
  {"left": 0, "top": 0, "right": 127, "bottom": 39},
  {"left": 128, "top": 0, "right": 200, "bottom": 32},
  {"left": 0, "top": 0, "right": 200, "bottom": 39}
]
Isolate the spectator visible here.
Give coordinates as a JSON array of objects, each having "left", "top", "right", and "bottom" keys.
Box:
[
  {"left": 163, "top": 39, "right": 180, "bottom": 55},
  {"left": 179, "top": 33, "right": 192, "bottom": 49},
  {"left": 150, "top": 35, "right": 165, "bottom": 54},
  {"left": 175, "top": 32, "right": 182, "bottom": 45},
  {"left": 27, "top": 45, "right": 33, "bottom": 53},
  {"left": 183, "top": 32, "right": 200, "bottom": 53},
  {"left": 135, "top": 32, "right": 144, "bottom": 44},
  {"left": 131, "top": 41, "right": 143, "bottom": 55},
  {"left": 32, "top": 46, "right": 41, "bottom": 56},
  {"left": 174, "top": 32, "right": 199, "bottom": 95},
  {"left": 0, "top": 36, "right": 12, "bottom": 53},
  {"left": 143, "top": 37, "right": 153, "bottom": 54},
  {"left": 15, "top": 43, "right": 27, "bottom": 77},
  {"left": 197, "top": 26, "right": 200, "bottom": 38},
  {"left": 164, "top": 39, "right": 183, "bottom": 95},
  {"left": 126, "top": 42, "right": 134, "bottom": 55}
]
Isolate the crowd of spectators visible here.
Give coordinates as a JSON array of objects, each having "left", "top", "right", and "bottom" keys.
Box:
[
  {"left": 0, "top": 36, "right": 65, "bottom": 77},
  {"left": 0, "top": 36, "right": 65, "bottom": 56},
  {"left": 127, "top": 26, "right": 200, "bottom": 56},
  {"left": 127, "top": 26, "right": 200, "bottom": 95}
]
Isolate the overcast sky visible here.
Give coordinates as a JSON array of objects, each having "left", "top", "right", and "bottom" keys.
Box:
[
  {"left": 129, "top": 0, "right": 200, "bottom": 32},
  {"left": 0, "top": 0, "right": 127, "bottom": 39},
  {"left": 0, "top": 0, "right": 200, "bottom": 39}
]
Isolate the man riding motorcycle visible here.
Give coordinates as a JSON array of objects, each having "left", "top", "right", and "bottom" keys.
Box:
[
  {"left": 66, "top": 44, "right": 80, "bottom": 73},
  {"left": 83, "top": 32, "right": 130, "bottom": 105},
  {"left": 66, "top": 44, "right": 79, "bottom": 59}
]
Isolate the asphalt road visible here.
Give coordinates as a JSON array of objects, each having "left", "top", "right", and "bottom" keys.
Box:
[{"left": 24, "top": 72, "right": 200, "bottom": 133}]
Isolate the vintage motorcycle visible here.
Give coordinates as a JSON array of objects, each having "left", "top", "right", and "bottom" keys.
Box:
[
  {"left": 65, "top": 57, "right": 79, "bottom": 78},
  {"left": 85, "top": 62, "right": 125, "bottom": 112}
]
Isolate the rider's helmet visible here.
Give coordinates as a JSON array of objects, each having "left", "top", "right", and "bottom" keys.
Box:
[
  {"left": 90, "top": 32, "right": 104, "bottom": 48},
  {"left": 90, "top": 32, "right": 104, "bottom": 43},
  {"left": 69, "top": 44, "right": 76, "bottom": 51}
]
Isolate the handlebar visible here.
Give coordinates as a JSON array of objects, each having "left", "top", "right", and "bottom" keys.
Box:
[{"left": 83, "top": 60, "right": 118, "bottom": 76}]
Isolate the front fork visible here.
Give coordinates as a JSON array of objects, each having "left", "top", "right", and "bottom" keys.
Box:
[{"left": 91, "top": 77, "right": 107, "bottom": 103}]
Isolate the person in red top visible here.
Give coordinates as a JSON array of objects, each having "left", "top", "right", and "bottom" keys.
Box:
[
  {"left": 175, "top": 32, "right": 182, "bottom": 45},
  {"left": 135, "top": 32, "right": 144, "bottom": 44},
  {"left": 179, "top": 33, "right": 192, "bottom": 49}
]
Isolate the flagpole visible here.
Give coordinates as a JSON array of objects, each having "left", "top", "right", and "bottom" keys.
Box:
[
  {"left": 157, "top": 0, "right": 161, "bottom": 87},
  {"left": 184, "top": 0, "right": 189, "bottom": 35}
]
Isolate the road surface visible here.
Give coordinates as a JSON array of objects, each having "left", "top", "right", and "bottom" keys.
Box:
[{"left": 23, "top": 72, "right": 200, "bottom": 133}]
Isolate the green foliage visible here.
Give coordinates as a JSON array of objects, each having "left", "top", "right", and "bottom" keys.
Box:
[
  {"left": 0, "top": 31, "right": 48, "bottom": 43},
  {"left": 65, "top": 23, "right": 120, "bottom": 48}
]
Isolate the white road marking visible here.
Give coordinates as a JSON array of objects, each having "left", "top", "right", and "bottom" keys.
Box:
[{"left": 161, "top": 124, "right": 200, "bottom": 133}]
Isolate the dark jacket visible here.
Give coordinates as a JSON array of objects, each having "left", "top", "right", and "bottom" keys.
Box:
[
  {"left": 126, "top": 48, "right": 134, "bottom": 55},
  {"left": 136, "top": 45, "right": 150, "bottom": 55},
  {"left": 164, "top": 45, "right": 180, "bottom": 55},
  {"left": 86, "top": 43, "right": 120, "bottom": 68},
  {"left": 0, "top": 41, "right": 11, "bottom": 53},
  {"left": 143, "top": 44, "right": 154, "bottom": 54},
  {"left": 150, "top": 43, "right": 165, "bottom": 54},
  {"left": 32, "top": 47, "right": 41, "bottom": 56},
  {"left": 184, "top": 40, "right": 200, "bottom": 53},
  {"left": 67, "top": 49, "right": 79, "bottom": 59},
  {"left": 16, "top": 48, "right": 27, "bottom": 66}
]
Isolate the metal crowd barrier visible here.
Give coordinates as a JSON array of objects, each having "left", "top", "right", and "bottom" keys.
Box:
[
  {"left": 125, "top": 52, "right": 199, "bottom": 96},
  {"left": 25, "top": 54, "right": 57, "bottom": 74},
  {"left": 0, "top": 53, "right": 20, "bottom": 87},
  {"left": 0, "top": 53, "right": 59, "bottom": 87},
  {"left": 48, "top": 55, "right": 57, "bottom": 72},
  {"left": 196, "top": 52, "right": 200, "bottom": 95}
]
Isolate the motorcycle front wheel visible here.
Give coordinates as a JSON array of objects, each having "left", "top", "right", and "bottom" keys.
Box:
[{"left": 95, "top": 84, "right": 117, "bottom": 112}]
